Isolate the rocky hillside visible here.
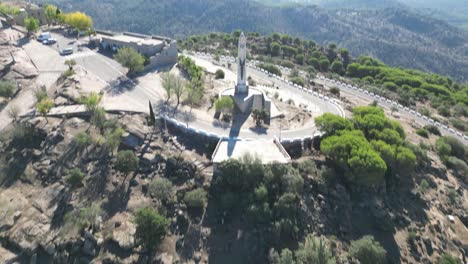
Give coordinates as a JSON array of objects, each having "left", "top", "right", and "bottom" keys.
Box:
[{"left": 35, "top": 0, "right": 468, "bottom": 82}]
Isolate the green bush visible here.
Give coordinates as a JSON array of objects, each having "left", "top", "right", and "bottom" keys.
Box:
[
  {"left": 258, "top": 63, "right": 282, "bottom": 76},
  {"left": 446, "top": 157, "right": 468, "bottom": 182},
  {"left": 0, "top": 80, "right": 15, "bottom": 98},
  {"left": 419, "top": 179, "right": 430, "bottom": 193},
  {"left": 149, "top": 178, "right": 174, "bottom": 203},
  {"left": 436, "top": 136, "right": 466, "bottom": 160},
  {"left": 215, "top": 69, "right": 225, "bottom": 79},
  {"left": 66, "top": 168, "right": 85, "bottom": 188},
  {"left": 115, "top": 150, "right": 139, "bottom": 175},
  {"left": 349, "top": 235, "right": 387, "bottom": 264},
  {"left": 416, "top": 129, "right": 429, "bottom": 138},
  {"left": 184, "top": 188, "right": 207, "bottom": 209},
  {"left": 439, "top": 253, "right": 461, "bottom": 264},
  {"left": 437, "top": 105, "right": 451, "bottom": 117},
  {"left": 134, "top": 207, "right": 169, "bottom": 250},
  {"left": 449, "top": 118, "right": 466, "bottom": 131},
  {"left": 62, "top": 69, "right": 76, "bottom": 78},
  {"left": 424, "top": 125, "right": 441, "bottom": 136},
  {"left": 295, "top": 234, "right": 336, "bottom": 264}
]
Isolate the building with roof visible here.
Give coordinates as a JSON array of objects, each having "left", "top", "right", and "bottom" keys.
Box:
[{"left": 97, "top": 31, "right": 178, "bottom": 69}]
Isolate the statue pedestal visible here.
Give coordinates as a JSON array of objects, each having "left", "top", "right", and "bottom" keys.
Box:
[
  {"left": 220, "top": 87, "right": 271, "bottom": 117},
  {"left": 235, "top": 83, "right": 249, "bottom": 95}
]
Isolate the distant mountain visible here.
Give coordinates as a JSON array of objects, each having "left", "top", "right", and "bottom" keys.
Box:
[{"left": 35, "top": 0, "right": 468, "bottom": 82}]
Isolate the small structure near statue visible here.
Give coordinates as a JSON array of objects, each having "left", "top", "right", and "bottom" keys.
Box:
[{"left": 219, "top": 32, "right": 274, "bottom": 121}]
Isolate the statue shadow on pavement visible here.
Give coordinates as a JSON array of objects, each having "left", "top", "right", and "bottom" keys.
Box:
[{"left": 227, "top": 112, "right": 250, "bottom": 157}]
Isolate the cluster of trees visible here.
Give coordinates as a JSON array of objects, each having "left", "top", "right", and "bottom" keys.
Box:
[
  {"left": 258, "top": 63, "right": 282, "bottom": 77},
  {"left": 178, "top": 55, "right": 203, "bottom": 81},
  {"left": 161, "top": 72, "right": 204, "bottom": 110},
  {"left": 0, "top": 3, "right": 20, "bottom": 15},
  {"left": 316, "top": 106, "right": 417, "bottom": 189},
  {"left": 180, "top": 31, "right": 350, "bottom": 78},
  {"left": 175, "top": 55, "right": 206, "bottom": 109},
  {"left": 214, "top": 155, "right": 305, "bottom": 247},
  {"left": 347, "top": 56, "right": 468, "bottom": 110},
  {"left": 44, "top": 4, "right": 93, "bottom": 33},
  {"left": 435, "top": 136, "right": 468, "bottom": 183},
  {"left": 73, "top": 92, "right": 126, "bottom": 157}
]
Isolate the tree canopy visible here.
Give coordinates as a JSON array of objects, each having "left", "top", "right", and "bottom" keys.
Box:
[
  {"left": 114, "top": 47, "right": 145, "bottom": 75},
  {"left": 64, "top": 12, "right": 93, "bottom": 31},
  {"left": 134, "top": 207, "right": 169, "bottom": 250},
  {"left": 316, "top": 106, "right": 416, "bottom": 188}
]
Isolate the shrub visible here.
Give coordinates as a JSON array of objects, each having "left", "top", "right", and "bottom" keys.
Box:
[
  {"left": 62, "top": 69, "right": 76, "bottom": 78},
  {"left": 215, "top": 96, "right": 234, "bottom": 120},
  {"left": 447, "top": 188, "right": 458, "bottom": 204},
  {"left": 439, "top": 253, "right": 461, "bottom": 264},
  {"left": 0, "top": 80, "right": 15, "bottom": 98},
  {"left": 115, "top": 150, "right": 139, "bottom": 176},
  {"left": 149, "top": 178, "right": 174, "bottom": 203},
  {"left": 258, "top": 63, "right": 282, "bottom": 76},
  {"left": 446, "top": 157, "right": 468, "bottom": 182},
  {"left": 407, "top": 231, "right": 417, "bottom": 242},
  {"left": 295, "top": 234, "right": 336, "bottom": 264},
  {"left": 449, "top": 118, "right": 466, "bottom": 131},
  {"left": 436, "top": 136, "right": 466, "bottom": 160},
  {"left": 349, "top": 235, "right": 386, "bottom": 264},
  {"left": 184, "top": 188, "right": 207, "bottom": 209},
  {"left": 329, "top": 86, "right": 340, "bottom": 97},
  {"left": 215, "top": 69, "right": 225, "bottom": 79},
  {"left": 37, "top": 99, "right": 54, "bottom": 119},
  {"left": 424, "top": 125, "right": 441, "bottom": 136},
  {"left": 62, "top": 204, "right": 102, "bottom": 237},
  {"left": 438, "top": 105, "right": 451, "bottom": 117},
  {"left": 134, "top": 207, "right": 169, "bottom": 250},
  {"left": 419, "top": 179, "right": 430, "bottom": 193},
  {"left": 34, "top": 87, "right": 48, "bottom": 102},
  {"left": 416, "top": 129, "right": 429, "bottom": 138},
  {"left": 66, "top": 168, "right": 85, "bottom": 188}
]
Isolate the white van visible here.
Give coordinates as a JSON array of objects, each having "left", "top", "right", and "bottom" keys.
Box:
[{"left": 37, "top": 32, "right": 51, "bottom": 42}]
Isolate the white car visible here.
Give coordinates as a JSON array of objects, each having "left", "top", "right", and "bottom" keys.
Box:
[
  {"left": 463, "top": 135, "right": 468, "bottom": 141},
  {"left": 37, "top": 32, "right": 51, "bottom": 42}
]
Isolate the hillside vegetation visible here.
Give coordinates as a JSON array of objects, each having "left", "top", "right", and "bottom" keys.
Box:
[
  {"left": 35, "top": 0, "right": 468, "bottom": 82},
  {"left": 179, "top": 31, "right": 468, "bottom": 135}
]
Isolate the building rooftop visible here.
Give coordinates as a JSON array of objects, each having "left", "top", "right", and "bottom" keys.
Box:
[
  {"left": 212, "top": 139, "right": 291, "bottom": 164},
  {"left": 99, "top": 33, "right": 163, "bottom": 46}
]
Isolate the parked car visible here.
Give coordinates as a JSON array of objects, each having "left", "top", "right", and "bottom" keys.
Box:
[
  {"left": 42, "top": 38, "right": 57, "bottom": 45},
  {"left": 37, "top": 32, "right": 51, "bottom": 42},
  {"left": 60, "top": 48, "right": 74, "bottom": 56}
]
